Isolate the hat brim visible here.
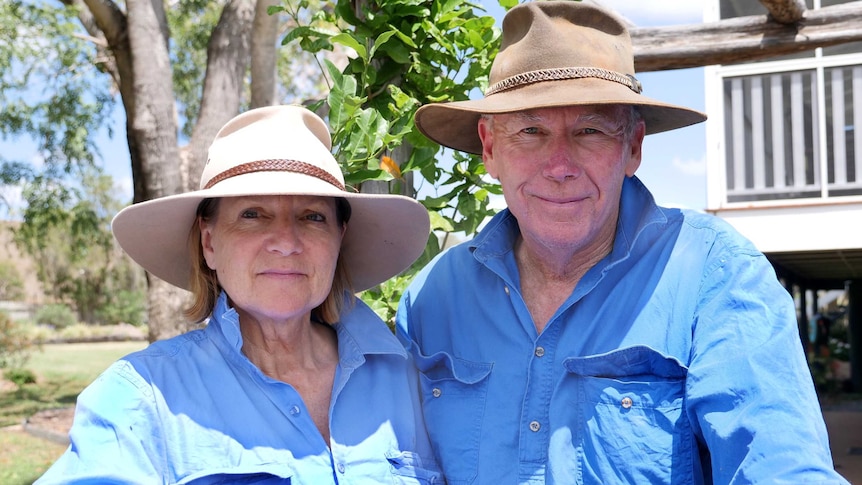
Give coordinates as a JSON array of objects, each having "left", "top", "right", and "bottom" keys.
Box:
[
  {"left": 415, "top": 77, "right": 707, "bottom": 155},
  {"left": 111, "top": 170, "right": 430, "bottom": 293}
]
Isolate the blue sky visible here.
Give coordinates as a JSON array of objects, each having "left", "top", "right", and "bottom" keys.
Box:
[{"left": 0, "top": 0, "right": 709, "bottom": 219}]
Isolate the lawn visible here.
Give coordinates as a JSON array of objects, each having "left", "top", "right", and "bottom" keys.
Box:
[{"left": 0, "top": 341, "right": 147, "bottom": 484}]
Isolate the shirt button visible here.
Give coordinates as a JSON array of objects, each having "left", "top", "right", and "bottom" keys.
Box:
[
  {"left": 529, "top": 421, "right": 541, "bottom": 432},
  {"left": 337, "top": 463, "right": 345, "bottom": 473},
  {"left": 504, "top": 285, "right": 510, "bottom": 295},
  {"left": 621, "top": 397, "right": 633, "bottom": 409},
  {"left": 289, "top": 405, "right": 301, "bottom": 416},
  {"left": 535, "top": 346, "right": 545, "bottom": 357},
  {"left": 432, "top": 387, "right": 442, "bottom": 398}
]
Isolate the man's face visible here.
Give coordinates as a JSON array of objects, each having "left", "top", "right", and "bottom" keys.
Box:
[{"left": 478, "top": 104, "right": 645, "bottom": 257}]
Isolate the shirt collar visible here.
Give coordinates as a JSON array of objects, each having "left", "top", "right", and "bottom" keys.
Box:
[
  {"left": 333, "top": 298, "right": 408, "bottom": 369},
  {"left": 206, "top": 291, "right": 406, "bottom": 368}
]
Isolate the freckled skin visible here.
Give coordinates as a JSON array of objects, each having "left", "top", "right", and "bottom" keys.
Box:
[
  {"left": 478, "top": 105, "right": 645, "bottom": 266},
  {"left": 200, "top": 194, "right": 345, "bottom": 330}
]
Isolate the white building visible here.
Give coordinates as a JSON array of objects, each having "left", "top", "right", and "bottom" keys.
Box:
[{"left": 704, "top": 0, "right": 862, "bottom": 388}]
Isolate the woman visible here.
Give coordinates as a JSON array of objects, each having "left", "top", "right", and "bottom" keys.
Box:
[{"left": 37, "top": 105, "right": 440, "bottom": 484}]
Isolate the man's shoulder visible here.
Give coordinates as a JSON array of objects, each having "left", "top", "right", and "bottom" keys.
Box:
[{"left": 675, "top": 208, "right": 763, "bottom": 256}]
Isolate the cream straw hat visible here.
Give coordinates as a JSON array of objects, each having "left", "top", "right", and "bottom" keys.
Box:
[{"left": 112, "top": 105, "right": 430, "bottom": 292}]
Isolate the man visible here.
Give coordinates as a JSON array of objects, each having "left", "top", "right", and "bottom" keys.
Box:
[{"left": 395, "top": 2, "right": 848, "bottom": 483}]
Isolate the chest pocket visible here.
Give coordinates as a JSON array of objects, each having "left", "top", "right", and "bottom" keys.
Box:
[
  {"left": 413, "top": 350, "right": 492, "bottom": 485},
  {"left": 556, "top": 346, "right": 698, "bottom": 485}
]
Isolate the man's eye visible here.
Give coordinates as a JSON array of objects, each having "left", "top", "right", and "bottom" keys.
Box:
[
  {"left": 583, "top": 127, "right": 600, "bottom": 134},
  {"left": 305, "top": 213, "right": 326, "bottom": 222},
  {"left": 523, "top": 127, "right": 539, "bottom": 135},
  {"left": 240, "top": 209, "right": 259, "bottom": 219}
]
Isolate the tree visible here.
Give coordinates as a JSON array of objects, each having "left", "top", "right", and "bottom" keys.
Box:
[
  {"left": 12, "top": 167, "right": 145, "bottom": 325},
  {"left": 0, "top": 261, "right": 25, "bottom": 301},
  {"left": 1, "top": 0, "right": 505, "bottom": 339}
]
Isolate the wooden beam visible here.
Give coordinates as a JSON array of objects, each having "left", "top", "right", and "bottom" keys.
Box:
[
  {"left": 632, "top": 1, "right": 862, "bottom": 72},
  {"left": 759, "top": 0, "right": 806, "bottom": 24}
]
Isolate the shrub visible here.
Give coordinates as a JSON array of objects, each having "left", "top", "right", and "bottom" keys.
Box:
[
  {"left": 3, "top": 367, "right": 36, "bottom": 386},
  {"left": 34, "top": 303, "right": 78, "bottom": 329},
  {"left": 0, "top": 311, "right": 31, "bottom": 369},
  {"left": 0, "top": 261, "right": 25, "bottom": 301},
  {"left": 97, "top": 289, "right": 146, "bottom": 326}
]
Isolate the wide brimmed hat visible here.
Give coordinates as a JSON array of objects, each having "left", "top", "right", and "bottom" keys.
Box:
[
  {"left": 414, "top": 1, "right": 707, "bottom": 154},
  {"left": 112, "top": 105, "right": 430, "bottom": 292}
]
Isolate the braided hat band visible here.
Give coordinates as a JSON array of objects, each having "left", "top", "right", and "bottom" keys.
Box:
[
  {"left": 486, "top": 67, "right": 643, "bottom": 97},
  {"left": 204, "top": 159, "right": 345, "bottom": 191}
]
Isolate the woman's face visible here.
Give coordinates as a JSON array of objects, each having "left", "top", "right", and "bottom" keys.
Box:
[{"left": 200, "top": 195, "right": 345, "bottom": 326}]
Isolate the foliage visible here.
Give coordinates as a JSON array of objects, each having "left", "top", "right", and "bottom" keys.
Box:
[
  {"left": 0, "top": 311, "right": 31, "bottom": 369},
  {"left": 4, "top": 367, "right": 36, "bottom": 386},
  {"left": 12, "top": 168, "right": 146, "bottom": 325},
  {"left": 33, "top": 304, "right": 77, "bottom": 330},
  {"left": 0, "top": 1, "right": 114, "bottom": 182},
  {"left": 0, "top": 260, "right": 25, "bottom": 301},
  {"left": 279, "top": 0, "right": 508, "bottom": 321},
  {"left": 96, "top": 289, "right": 147, "bottom": 327},
  {"left": 1, "top": 0, "right": 513, "bottom": 329}
]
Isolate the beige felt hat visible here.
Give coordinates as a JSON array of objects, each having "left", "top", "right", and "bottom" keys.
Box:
[
  {"left": 414, "top": 1, "right": 707, "bottom": 155},
  {"left": 111, "top": 105, "right": 430, "bottom": 292}
]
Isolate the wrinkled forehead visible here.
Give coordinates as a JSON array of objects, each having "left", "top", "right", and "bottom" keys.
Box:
[{"left": 488, "top": 104, "right": 633, "bottom": 131}]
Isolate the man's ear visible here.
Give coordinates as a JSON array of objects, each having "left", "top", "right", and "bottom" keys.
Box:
[
  {"left": 625, "top": 120, "right": 646, "bottom": 177},
  {"left": 478, "top": 117, "right": 498, "bottom": 179}
]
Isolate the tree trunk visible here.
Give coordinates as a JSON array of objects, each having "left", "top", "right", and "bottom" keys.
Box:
[
  {"left": 73, "top": 0, "right": 256, "bottom": 341},
  {"left": 251, "top": 0, "right": 280, "bottom": 109},
  {"left": 183, "top": 0, "right": 256, "bottom": 192}
]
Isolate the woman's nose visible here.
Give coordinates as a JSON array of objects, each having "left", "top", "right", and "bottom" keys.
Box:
[{"left": 266, "top": 219, "right": 303, "bottom": 255}]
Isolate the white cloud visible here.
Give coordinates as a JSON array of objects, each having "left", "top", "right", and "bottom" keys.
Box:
[
  {"left": 0, "top": 185, "right": 24, "bottom": 221},
  {"left": 600, "top": 1, "right": 706, "bottom": 27},
  {"left": 672, "top": 155, "right": 706, "bottom": 176}
]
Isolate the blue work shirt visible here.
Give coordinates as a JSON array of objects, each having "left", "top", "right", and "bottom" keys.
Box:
[
  {"left": 38, "top": 292, "right": 441, "bottom": 484},
  {"left": 396, "top": 176, "right": 846, "bottom": 484}
]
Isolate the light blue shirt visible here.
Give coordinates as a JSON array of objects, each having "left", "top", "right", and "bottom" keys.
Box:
[
  {"left": 396, "top": 176, "right": 846, "bottom": 484},
  {"left": 39, "top": 292, "right": 441, "bottom": 484}
]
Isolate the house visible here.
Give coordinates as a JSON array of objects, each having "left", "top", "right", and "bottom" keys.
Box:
[{"left": 703, "top": 0, "right": 862, "bottom": 389}]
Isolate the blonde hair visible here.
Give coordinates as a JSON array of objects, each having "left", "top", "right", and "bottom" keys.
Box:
[{"left": 183, "top": 197, "right": 354, "bottom": 324}]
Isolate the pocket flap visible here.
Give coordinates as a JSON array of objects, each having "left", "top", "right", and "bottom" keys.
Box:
[{"left": 564, "top": 345, "right": 687, "bottom": 379}]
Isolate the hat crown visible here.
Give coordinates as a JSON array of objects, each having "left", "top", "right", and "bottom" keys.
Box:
[
  {"left": 199, "top": 105, "right": 344, "bottom": 191},
  {"left": 491, "top": 1, "right": 634, "bottom": 85}
]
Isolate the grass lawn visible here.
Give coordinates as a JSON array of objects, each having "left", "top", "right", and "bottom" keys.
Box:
[{"left": 0, "top": 341, "right": 148, "bottom": 482}]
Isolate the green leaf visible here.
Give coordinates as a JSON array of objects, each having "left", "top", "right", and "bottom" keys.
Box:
[{"left": 332, "top": 32, "right": 367, "bottom": 60}]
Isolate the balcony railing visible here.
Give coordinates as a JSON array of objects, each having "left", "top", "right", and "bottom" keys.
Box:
[{"left": 723, "top": 63, "right": 862, "bottom": 203}]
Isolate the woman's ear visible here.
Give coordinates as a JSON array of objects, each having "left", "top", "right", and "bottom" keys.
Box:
[{"left": 200, "top": 217, "right": 217, "bottom": 270}]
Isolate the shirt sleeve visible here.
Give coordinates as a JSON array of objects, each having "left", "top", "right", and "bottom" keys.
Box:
[
  {"left": 36, "top": 359, "right": 166, "bottom": 484},
  {"left": 686, "top": 243, "right": 846, "bottom": 484}
]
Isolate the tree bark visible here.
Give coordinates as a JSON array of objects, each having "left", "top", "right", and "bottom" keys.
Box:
[
  {"left": 251, "top": 0, "right": 280, "bottom": 109},
  {"left": 633, "top": 1, "right": 862, "bottom": 72},
  {"left": 183, "top": 0, "right": 256, "bottom": 192}
]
